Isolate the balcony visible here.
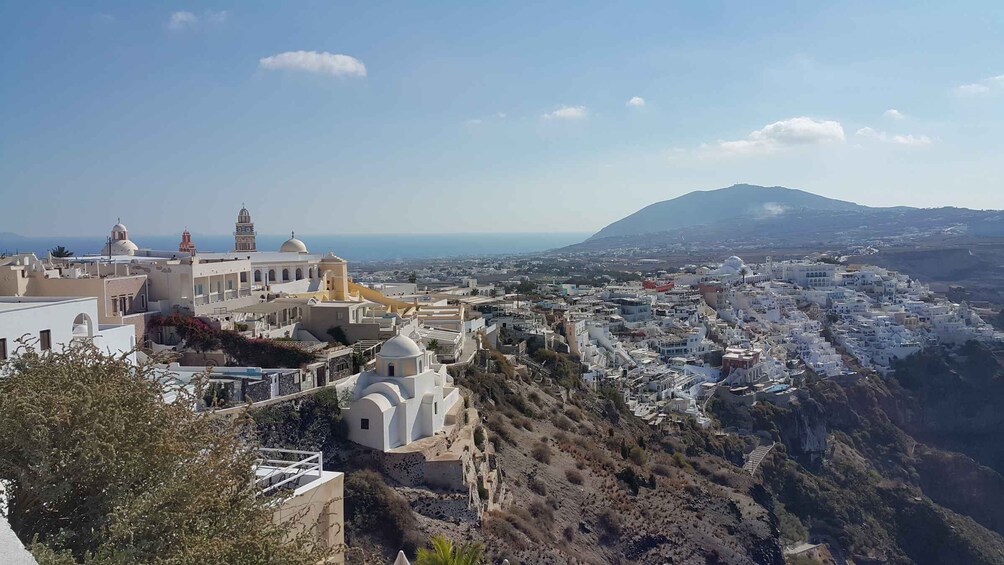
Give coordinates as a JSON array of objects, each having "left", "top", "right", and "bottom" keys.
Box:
[{"left": 255, "top": 448, "right": 324, "bottom": 496}]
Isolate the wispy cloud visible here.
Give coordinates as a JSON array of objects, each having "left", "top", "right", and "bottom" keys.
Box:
[
  {"left": 626, "top": 96, "right": 645, "bottom": 108},
  {"left": 955, "top": 75, "right": 1004, "bottom": 95},
  {"left": 259, "top": 51, "right": 367, "bottom": 77},
  {"left": 542, "top": 105, "right": 587, "bottom": 120},
  {"left": 856, "top": 127, "right": 932, "bottom": 146},
  {"left": 883, "top": 108, "right": 905, "bottom": 120},
  {"left": 168, "top": 10, "right": 227, "bottom": 31},
  {"left": 713, "top": 116, "right": 845, "bottom": 156}
]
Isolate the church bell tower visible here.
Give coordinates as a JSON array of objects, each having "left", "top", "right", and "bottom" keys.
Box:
[{"left": 234, "top": 205, "right": 257, "bottom": 252}]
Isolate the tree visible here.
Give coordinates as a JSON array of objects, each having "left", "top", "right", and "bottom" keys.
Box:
[
  {"left": 0, "top": 343, "right": 333, "bottom": 565},
  {"left": 427, "top": 339, "right": 440, "bottom": 353},
  {"left": 326, "top": 325, "right": 349, "bottom": 345},
  {"left": 49, "top": 245, "right": 74, "bottom": 258},
  {"left": 415, "top": 536, "right": 485, "bottom": 565}
]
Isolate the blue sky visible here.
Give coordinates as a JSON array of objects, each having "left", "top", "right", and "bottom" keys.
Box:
[{"left": 2, "top": 1, "right": 1003, "bottom": 237}]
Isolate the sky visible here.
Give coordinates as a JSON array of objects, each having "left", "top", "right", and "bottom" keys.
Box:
[{"left": 2, "top": 1, "right": 1004, "bottom": 237}]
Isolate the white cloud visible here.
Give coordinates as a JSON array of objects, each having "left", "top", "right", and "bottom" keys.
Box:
[
  {"left": 496, "top": 112, "right": 507, "bottom": 118},
  {"left": 168, "top": 10, "right": 227, "bottom": 30},
  {"left": 714, "top": 116, "right": 845, "bottom": 155},
  {"left": 626, "top": 96, "right": 645, "bottom": 108},
  {"left": 883, "top": 108, "right": 905, "bottom": 120},
  {"left": 259, "top": 51, "right": 367, "bottom": 77},
  {"left": 168, "top": 11, "right": 197, "bottom": 30},
  {"left": 856, "top": 126, "right": 932, "bottom": 146},
  {"left": 955, "top": 75, "right": 1004, "bottom": 95},
  {"left": 542, "top": 105, "right": 587, "bottom": 120}
]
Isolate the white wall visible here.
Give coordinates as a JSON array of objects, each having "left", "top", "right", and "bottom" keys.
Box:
[{"left": 0, "top": 297, "right": 135, "bottom": 362}]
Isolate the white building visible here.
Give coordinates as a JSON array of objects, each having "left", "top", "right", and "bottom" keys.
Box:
[
  {"left": 0, "top": 296, "right": 136, "bottom": 364},
  {"left": 335, "top": 334, "right": 461, "bottom": 451}
]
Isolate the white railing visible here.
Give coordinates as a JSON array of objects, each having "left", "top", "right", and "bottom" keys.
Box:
[{"left": 255, "top": 448, "right": 323, "bottom": 496}]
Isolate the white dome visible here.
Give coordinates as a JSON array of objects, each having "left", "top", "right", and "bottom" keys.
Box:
[
  {"left": 723, "top": 256, "right": 745, "bottom": 270},
  {"left": 112, "top": 223, "right": 128, "bottom": 233},
  {"left": 279, "top": 237, "right": 308, "bottom": 253},
  {"left": 378, "top": 334, "right": 423, "bottom": 359},
  {"left": 103, "top": 239, "right": 138, "bottom": 256}
]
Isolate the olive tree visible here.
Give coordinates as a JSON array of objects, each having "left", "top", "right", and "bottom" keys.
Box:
[{"left": 0, "top": 343, "right": 334, "bottom": 565}]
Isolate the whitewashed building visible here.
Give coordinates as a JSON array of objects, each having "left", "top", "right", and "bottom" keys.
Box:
[
  {"left": 0, "top": 296, "right": 136, "bottom": 363},
  {"left": 335, "top": 334, "right": 461, "bottom": 451}
]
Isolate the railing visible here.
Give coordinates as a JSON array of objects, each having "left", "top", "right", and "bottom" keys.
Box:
[{"left": 255, "top": 448, "right": 323, "bottom": 496}]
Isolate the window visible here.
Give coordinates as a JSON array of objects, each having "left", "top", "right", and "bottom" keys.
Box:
[
  {"left": 0, "top": 338, "right": 6, "bottom": 360},
  {"left": 111, "top": 297, "right": 119, "bottom": 314},
  {"left": 282, "top": 268, "right": 289, "bottom": 281},
  {"left": 140, "top": 294, "right": 147, "bottom": 310},
  {"left": 254, "top": 270, "right": 262, "bottom": 282},
  {"left": 434, "top": 402, "right": 438, "bottom": 415},
  {"left": 268, "top": 270, "right": 275, "bottom": 282},
  {"left": 39, "top": 330, "right": 51, "bottom": 351},
  {"left": 295, "top": 268, "right": 302, "bottom": 280},
  {"left": 387, "top": 364, "right": 395, "bottom": 377},
  {"left": 227, "top": 279, "right": 233, "bottom": 290},
  {"left": 195, "top": 284, "right": 204, "bottom": 296},
  {"left": 360, "top": 418, "right": 370, "bottom": 430},
  {"left": 240, "top": 272, "right": 247, "bottom": 283}
]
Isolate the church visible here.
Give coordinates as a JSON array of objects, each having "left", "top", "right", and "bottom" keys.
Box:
[{"left": 335, "top": 333, "right": 461, "bottom": 451}]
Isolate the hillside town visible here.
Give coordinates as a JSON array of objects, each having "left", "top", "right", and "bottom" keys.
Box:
[{"left": 2, "top": 206, "right": 1001, "bottom": 562}]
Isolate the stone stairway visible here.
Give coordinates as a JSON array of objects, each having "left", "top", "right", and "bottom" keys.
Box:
[{"left": 743, "top": 442, "right": 777, "bottom": 475}]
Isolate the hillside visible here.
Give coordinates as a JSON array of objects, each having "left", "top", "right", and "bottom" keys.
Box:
[{"left": 249, "top": 342, "right": 1004, "bottom": 563}]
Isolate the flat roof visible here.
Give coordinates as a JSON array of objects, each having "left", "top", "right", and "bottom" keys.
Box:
[{"left": 0, "top": 296, "right": 95, "bottom": 313}]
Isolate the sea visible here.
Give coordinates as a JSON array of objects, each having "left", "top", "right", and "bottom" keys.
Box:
[{"left": 0, "top": 232, "right": 590, "bottom": 263}]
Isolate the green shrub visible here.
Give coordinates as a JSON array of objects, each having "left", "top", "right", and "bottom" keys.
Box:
[{"left": 565, "top": 469, "right": 584, "bottom": 485}]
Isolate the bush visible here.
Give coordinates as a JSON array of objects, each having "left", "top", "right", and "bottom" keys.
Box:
[
  {"left": 528, "top": 474, "right": 547, "bottom": 496},
  {"left": 565, "top": 469, "right": 584, "bottom": 485},
  {"left": 473, "top": 426, "right": 486, "bottom": 450},
  {"left": 531, "top": 442, "right": 552, "bottom": 464},
  {"left": 628, "top": 446, "right": 648, "bottom": 466},
  {"left": 652, "top": 463, "right": 672, "bottom": 477},
  {"left": 344, "top": 470, "right": 422, "bottom": 554},
  {"left": 616, "top": 467, "right": 644, "bottom": 495},
  {"left": 597, "top": 508, "right": 623, "bottom": 543}
]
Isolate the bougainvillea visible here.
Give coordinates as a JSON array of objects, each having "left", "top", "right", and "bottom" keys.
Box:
[{"left": 151, "top": 314, "right": 316, "bottom": 368}]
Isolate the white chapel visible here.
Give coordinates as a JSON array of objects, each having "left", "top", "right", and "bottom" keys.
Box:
[{"left": 336, "top": 333, "right": 461, "bottom": 451}]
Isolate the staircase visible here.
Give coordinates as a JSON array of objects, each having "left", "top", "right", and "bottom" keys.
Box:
[{"left": 743, "top": 442, "right": 777, "bottom": 475}]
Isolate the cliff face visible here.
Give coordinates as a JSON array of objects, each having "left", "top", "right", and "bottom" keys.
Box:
[{"left": 734, "top": 345, "right": 1004, "bottom": 564}]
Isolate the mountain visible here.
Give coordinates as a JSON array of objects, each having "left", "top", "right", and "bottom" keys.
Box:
[
  {"left": 590, "top": 184, "right": 873, "bottom": 241},
  {"left": 571, "top": 184, "right": 1004, "bottom": 253}
]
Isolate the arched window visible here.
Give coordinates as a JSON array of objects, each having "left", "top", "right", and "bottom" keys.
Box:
[
  {"left": 282, "top": 268, "right": 289, "bottom": 281},
  {"left": 308, "top": 267, "right": 315, "bottom": 279},
  {"left": 72, "top": 313, "right": 93, "bottom": 339},
  {"left": 268, "top": 269, "right": 276, "bottom": 282},
  {"left": 254, "top": 270, "right": 262, "bottom": 282},
  {"left": 387, "top": 364, "right": 395, "bottom": 377},
  {"left": 295, "top": 268, "right": 303, "bottom": 280},
  {"left": 418, "top": 360, "right": 423, "bottom": 372}
]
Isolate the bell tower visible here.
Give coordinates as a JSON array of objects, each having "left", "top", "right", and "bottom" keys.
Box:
[{"left": 234, "top": 205, "right": 257, "bottom": 252}]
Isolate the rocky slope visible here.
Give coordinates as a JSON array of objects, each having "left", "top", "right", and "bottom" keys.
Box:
[{"left": 710, "top": 344, "right": 1004, "bottom": 564}]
